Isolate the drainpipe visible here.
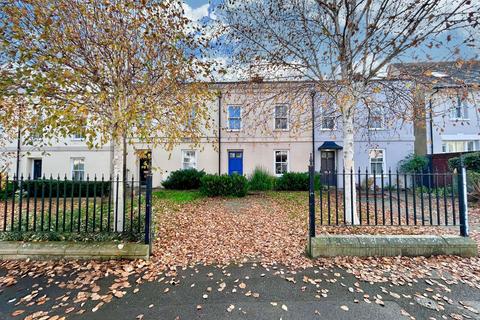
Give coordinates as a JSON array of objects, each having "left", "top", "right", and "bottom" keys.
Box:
[
  {"left": 218, "top": 92, "right": 222, "bottom": 175},
  {"left": 310, "top": 90, "right": 316, "bottom": 169}
]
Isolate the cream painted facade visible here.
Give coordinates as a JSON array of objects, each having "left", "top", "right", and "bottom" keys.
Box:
[{"left": 2, "top": 82, "right": 313, "bottom": 187}]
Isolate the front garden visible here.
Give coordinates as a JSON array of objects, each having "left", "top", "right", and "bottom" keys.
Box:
[{"left": 151, "top": 188, "right": 480, "bottom": 269}]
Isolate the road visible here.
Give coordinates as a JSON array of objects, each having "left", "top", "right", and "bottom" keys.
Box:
[{"left": 1, "top": 262, "right": 479, "bottom": 320}]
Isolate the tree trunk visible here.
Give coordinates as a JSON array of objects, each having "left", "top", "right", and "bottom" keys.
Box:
[
  {"left": 342, "top": 103, "right": 360, "bottom": 225},
  {"left": 112, "top": 139, "right": 125, "bottom": 232}
]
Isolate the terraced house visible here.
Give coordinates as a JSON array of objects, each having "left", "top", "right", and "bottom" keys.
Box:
[{"left": 2, "top": 62, "right": 479, "bottom": 188}]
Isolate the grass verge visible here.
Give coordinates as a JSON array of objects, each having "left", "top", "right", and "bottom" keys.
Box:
[{"left": 153, "top": 189, "right": 204, "bottom": 204}]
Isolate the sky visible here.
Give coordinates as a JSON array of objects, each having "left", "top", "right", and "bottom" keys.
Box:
[
  {"left": 181, "top": 0, "right": 478, "bottom": 82},
  {"left": 183, "top": 0, "right": 211, "bottom": 21}
]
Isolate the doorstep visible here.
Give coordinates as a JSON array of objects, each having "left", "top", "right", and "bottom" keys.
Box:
[
  {"left": 307, "top": 234, "right": 478, "bottom": 258},
  {"left": 0, "top": 241, "right": 150, "bottom": 260}
]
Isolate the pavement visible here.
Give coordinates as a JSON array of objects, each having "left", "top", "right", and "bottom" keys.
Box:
[{"left": 1, "top": 262, "right": 479, "bottom": 320}]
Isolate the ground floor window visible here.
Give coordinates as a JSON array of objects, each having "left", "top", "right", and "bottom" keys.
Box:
[
  {"left": 71, "top": 158, "right": 85, "bottom": 180},
  {"left": 442, "top": 140, "right": 480, "bottom": 153},
  {"left": 182, "top": 150, "right": 197, "bottom": 169},
  {"left": 274, "top": 150, "right": 289, "bottom": 175},
  {"left": 369, "top": 149, "right": 385, "bottom": 173}
]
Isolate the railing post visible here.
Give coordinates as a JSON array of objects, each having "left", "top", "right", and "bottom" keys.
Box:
[
  {"left": 144, "top": 174, "right": 153, "bottom": 250},
  {"left": 308, "top": 154, "right": 316, "bottom": 238},
  {"left": 457, "top": 157, "right": 469, "bottom": 237}
]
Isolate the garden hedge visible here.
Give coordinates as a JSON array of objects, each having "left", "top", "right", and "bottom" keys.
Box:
[
  {"left": 275, "top": 172, "right": 321, "bottom": 191},
  {"left": 20, "top": 179, "right": 111, "bottom": 197},
  {"left": 200, "top": 174, "right": 249, "bottom": 197},
  {"left": 448, "top": 152, "right": 480, "bottom": 172},
  {"left": 162, "top": 169, "right": 206, "bottom": 190}
]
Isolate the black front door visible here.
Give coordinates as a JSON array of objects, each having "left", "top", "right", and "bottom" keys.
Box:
[
  {"left": 320, "top": 151, "right": 336, "bottom": 186},
  {"left": 139, "top": 151, "right": 152, "bottom": 185},
  {"left": 33, "top": 159, "right": 42, "bottom": 179}
]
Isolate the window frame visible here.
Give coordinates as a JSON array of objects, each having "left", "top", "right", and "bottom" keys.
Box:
[
  {"left": 71, "top": 133, "right": 85, "bottom": 141},
  {"left": 320, "top": 112, "right": 336, "bottom": 131},
  {"left": 273, "top": 150, "right": 289, "bottom": 176},
  {"left": 274, "top": 104, "right": 289, "bottom": 131},
  {"left": 181, "top": 149, "right": 198, "bottom": 170},
  {"left": 227, "top": 105, "right": 242, "bottom": 131},
  {"left": 442, "top": 140, "right": 480, "bottom": 153},
  {"left": 368, "top": 107, "right": 385, "bottom": 130},
  {"left": 71, "top": 158, "right": 85, "bottom": 181},
  {"left": 450, "top": 95, "right": 469, "bottom": 121},
  {"left": 368, "top": 149, "right": 386, "bottom": 174}
]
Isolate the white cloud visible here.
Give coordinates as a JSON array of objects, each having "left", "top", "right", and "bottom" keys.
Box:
[{"left": 183, "top": 3, "right": 209, "bottom": 22}]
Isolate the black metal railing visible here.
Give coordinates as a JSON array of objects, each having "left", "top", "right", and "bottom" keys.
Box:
[
  {"left": 308, "top": 156, "right": 469, "bottom": 237},
  {"left": 0, "top": 174, "right": 152, "bottom": 244}
]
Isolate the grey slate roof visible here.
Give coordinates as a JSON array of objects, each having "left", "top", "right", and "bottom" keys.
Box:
[{"left": 388, "top": 60, "right": 480, "bottom": 87}]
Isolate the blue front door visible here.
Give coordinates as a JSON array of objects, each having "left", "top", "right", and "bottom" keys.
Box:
[{"left": 228, "top": 151, "right": 243, "bottom": 175}]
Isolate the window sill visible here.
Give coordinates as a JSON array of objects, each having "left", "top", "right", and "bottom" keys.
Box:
[
  {"left": 320, "top": 128, "right": 336, "bottom": 131},
  {"left": 368, "top": 128, "right": 386, "bottom": 131},
  {"left": 226, "top": 129, "right": 241, "bottom": 132},
  {"left": 273, "top": 128, "right": 290, "bottom": 132}
]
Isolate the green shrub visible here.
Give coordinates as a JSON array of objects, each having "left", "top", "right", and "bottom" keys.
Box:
[
  {"left": 399, "top": 154, "right": 429, "bottom": 173},
  {"left": 275, "top": 172, "right": 320, "bottom": 191},
  {"left": 449, "top": 152, "right": 480, "bottom": 172},
  {"left": 162, "top": 169, "right": 206, "bottom": 190},
  {"left": 414, "top": 186, "right": 456, "bottom": 197},
  {"left": 20, "top": 179, "right": 111, "bottom": 197},
  {"left": 467, "top": 171, "right": 480, "bottom": 201},
  {"left": 200, "top": 174, "right": 249, "bottom": 197},
  {"left": 248, "top": 167, "right": 276, "bottom": 191},
  {"left": 0, "top": 181, "right": 15, "bottom": 198}
]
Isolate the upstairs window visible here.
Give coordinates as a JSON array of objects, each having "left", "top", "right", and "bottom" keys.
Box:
[
  {"left": 72, "top": 133, "right": 85, "bottom": 141},
  {"left": 320, "top": 109, "right": 336, "bottom": 130},
  {"left": 450, "top": 95, "right": 469, "bottom": 120},
  {"left": 71, "top": 158, "right": 85, "bottom": 181},
  {"left": 182, "top": 150, "right": 197, "bottom": 169},
  {"left": 369, "top": 149, "right": 385, "bottom": 173},
  {"left": 228, "top": 105, "right": 242, "bottom": 130},
  {"left": 187, "top": 107, "right": 196, "bottom": 127},
  {"left": 368, "top": 107, "right": 384, "bottom": 130},
  {"left": 274, "top": 105, "right": 288, "bottom": 130}
]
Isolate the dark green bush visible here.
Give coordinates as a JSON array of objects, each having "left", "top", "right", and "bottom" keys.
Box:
[
  {"left": 275, "top": 172, "right": 321, "bottom": 191},
  {"left": 200, "top": 174, "right": 249, "bottom": 197},
  {"left": 248, "top": 167, "right": 276, "bottom": 191},
  {"left": 449, "top": 152, "right": 480, "bottom": 172},
  {"left": 467, "top": 171, "right": 480, "bottom": 201},
  {"left": 399, "top": 154, "right": 429, "bottom": 173},
  {"left": 20, "top": 179, "right": 111, "bottom": 197},
  {"left": 162, "top": 169, "right": 206, "bottom": 190}
]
